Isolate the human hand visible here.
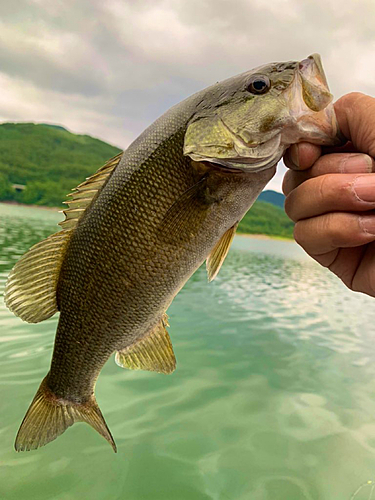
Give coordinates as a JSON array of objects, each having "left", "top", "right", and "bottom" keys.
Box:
[{"left": 283, "top": 92, "right": 375, "bottom": 297}]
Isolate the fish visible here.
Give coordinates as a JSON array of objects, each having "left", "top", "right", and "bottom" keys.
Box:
[{"left": 5, "top": 54, "right": 340, "bottom": 452}]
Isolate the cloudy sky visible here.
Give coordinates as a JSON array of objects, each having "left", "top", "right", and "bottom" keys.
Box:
[{"left": 1, "top": 0, "right": 375, "bottom": 191}]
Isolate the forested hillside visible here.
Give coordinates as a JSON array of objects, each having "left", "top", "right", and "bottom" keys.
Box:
[
  {"left": 0, "top": 123, "right": 121, "bottom": 206},
  {"left": 238, "top": 200, "right": 293, "bottom": 238}
]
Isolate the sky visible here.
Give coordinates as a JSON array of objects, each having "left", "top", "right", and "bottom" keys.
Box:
[{"left": 1, "top": 0, "right": 375, "bottom": 192}]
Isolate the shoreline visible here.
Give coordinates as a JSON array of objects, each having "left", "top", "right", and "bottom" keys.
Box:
[
  {"left": 0, "top": 200, "right": 61, "bottom": 211},
  {"left": 236, "top": 233, "right": 293, "bottom": 242}
]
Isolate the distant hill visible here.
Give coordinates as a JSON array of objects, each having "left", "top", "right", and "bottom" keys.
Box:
[
  {"left": 258, "top": 190, "right": 285, "bottom": 208},
  {"left": 0, "top": 122, "right": 293, "bottom": 238},
  {"left": 238, "top": 200, "right": 293, "bottom": 238},
  {"left": 0, "top": 122, "right": 121, "bottom": 206}
]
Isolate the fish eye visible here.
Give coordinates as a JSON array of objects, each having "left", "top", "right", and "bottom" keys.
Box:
[{"left": 246, "top": 75, "right": 271, "bottom": 94}]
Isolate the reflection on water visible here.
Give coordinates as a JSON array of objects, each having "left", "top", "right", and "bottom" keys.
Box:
[{"left": 1, "top": 202, "right": 375, "bottom": 500}]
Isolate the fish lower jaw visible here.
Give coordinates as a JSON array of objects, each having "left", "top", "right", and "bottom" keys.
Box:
[
  {"left": 188, "top": 149, "right": 284, "bottom": 173},
  {"left": 187, "top": 133, "right": 284, "bottom": 172},
  {"left": 280, "top": 120, "right": 339, "bottom": 148}
]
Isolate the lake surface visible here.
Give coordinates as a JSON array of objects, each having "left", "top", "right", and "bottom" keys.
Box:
[{"left": 1, "top": 202, "right": 375, "bottom": 500}]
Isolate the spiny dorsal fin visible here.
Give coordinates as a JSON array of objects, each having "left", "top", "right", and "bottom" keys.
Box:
[
  {"left": 5, "top": 230, "right": 72, "bottom": 323},
  {"left": 115, "top": 314, "right": 176, "bottom": 374},
  {"left": 206, "top": 222, "right": 238, "bottom": 282},
  {"left": 59, "top": 152, "right": 123, "bottom": 230}
]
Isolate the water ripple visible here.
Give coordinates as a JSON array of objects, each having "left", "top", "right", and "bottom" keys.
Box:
[{"left": 1, "top": 204, "right": 375, "bottom": 499}]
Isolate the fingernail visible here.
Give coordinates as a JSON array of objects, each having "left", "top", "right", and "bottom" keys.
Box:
[
  {"left": 290, "top": 144, "right": 299, "bottom": 168},
  {"left": 360, "top": 215, "right": 375, "bottom": 235},
  {"left": 342, "top": 154, "right": 374, "bottom": 173},
  {"left": 353, "top": 175, "right": 375, "bottom": 202}
]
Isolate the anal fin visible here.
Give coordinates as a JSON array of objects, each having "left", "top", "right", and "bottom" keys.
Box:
[
  {"left": 115, "top": 314, "right": 176, "bottom": 374},
  {"left": 206, "top": 222, "right": 238, "bottom": 282}
]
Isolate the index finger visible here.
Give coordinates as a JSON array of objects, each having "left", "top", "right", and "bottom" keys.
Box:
[
  {"left": 282, "top": 152, "right": 375, "bottom": 195},
  {"left": 335, "top": 93, "right": 375, "bottom": 158}
]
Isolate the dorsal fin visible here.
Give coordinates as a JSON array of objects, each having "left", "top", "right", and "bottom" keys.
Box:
[
  {"left": 5, "top": 152, "right": 123, "bottom": 323},
  {"left": 115, "top": 314, "right": 176, "bottom": 374},
  {"left": 206, "top": 223, "right": 238, "bottom": 282},
  {"left": 59, "top": 152, "right": 123, "bottom": 230}
]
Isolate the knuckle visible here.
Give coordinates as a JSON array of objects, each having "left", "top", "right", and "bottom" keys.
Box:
[
  {"left": 294, "top": 213, "right": 337, "bottom": 248},
  {"left": 323, "top": 213, "right": 342, "bottom": 247},
  {"left": 337, "top": 92, "right": 365, "bottom": 109},
  {"left": 293, "top": 221, "right": 308, "bottom": 248},
  {"left": 284, "top": 192, "right": 294, "bottom": 219},
  {"left": 352, "top": 270, "right": 375, "bottom": 297},
  {"left": 314, "top": 153, "right": 344, "bottom": 174},
  {"left": 366, "top": 273, "right": 375, "bottom": 296},
  {"left": 315, "top": 176, "right": 324, "bottom": 203},
  {"left": 284, "top": 177, "right": 312, "bottom": 221},
  {"left": 294, "top": 213, "right": 349, "bottom": 254},
  {"left": 323, "top": 212, "right": 362, "bottom": 249},
  {"left": 282, "top": 171, "right": 293, "bottom": 196},
  {"left": 316, "top": 174, "right": 330, "bottom": 202},
  {"left": 317, "top": 173, "right": 349, "bottom": 206}
]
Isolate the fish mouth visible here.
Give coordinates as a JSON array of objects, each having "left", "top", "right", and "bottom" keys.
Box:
[
  {"left": 282, "top": 54, "right": 342, "bottom": 147},
  {"left": 299, "top": 54, "right": 332, "bottom": 112}
]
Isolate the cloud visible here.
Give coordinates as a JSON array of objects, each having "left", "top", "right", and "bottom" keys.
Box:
[{"left": 0, "top": 0, "right": 375, "bottom": 190}]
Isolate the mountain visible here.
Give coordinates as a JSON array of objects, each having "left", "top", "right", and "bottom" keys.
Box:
[
  {"left": 0, "top": 122, "right": 293, "bottom": 238},
  {"left": 258, "top": 190, "right": 285, "bottom": 208}
]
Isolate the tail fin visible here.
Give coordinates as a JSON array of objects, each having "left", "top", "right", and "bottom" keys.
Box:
[{"left": 15, "top": 376, "right": 117, "bottom": 452}]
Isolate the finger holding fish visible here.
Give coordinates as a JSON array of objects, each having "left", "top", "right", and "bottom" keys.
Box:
[
  {"left": 283, "top": 92, "right": 375, "bottom": 298},
  {"left": 283, "top": 152, "right": 375, "bottom": 195},
  {"left": 283, "top": 142, "right": 321, "bottom": 171}
]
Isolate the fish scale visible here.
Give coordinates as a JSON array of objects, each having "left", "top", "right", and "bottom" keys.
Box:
[{"left": 51, "top": 130, "right": 199, "bottom": 397}]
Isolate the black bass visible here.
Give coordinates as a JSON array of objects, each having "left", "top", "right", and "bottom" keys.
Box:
[{"left": 5, "top": 54, "right": 339, "bottom": 452}]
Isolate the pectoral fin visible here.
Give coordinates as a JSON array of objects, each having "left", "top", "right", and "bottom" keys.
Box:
[
  {"left": 5, "top": 230, "right": 72, "bottom": 322},
  {"left": 206, "top": 223, "right": 238, "bottom": 282},
  {"left": 115, "top": 315, "right": 176, "bottom": 374},
  {"left": 159, "top": 175, "right": 215, "bottom": 243}
]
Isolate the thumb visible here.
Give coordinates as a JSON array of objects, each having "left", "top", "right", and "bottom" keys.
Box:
[{"left": 335, "top": 92, "right": 375, "bottom": 158}]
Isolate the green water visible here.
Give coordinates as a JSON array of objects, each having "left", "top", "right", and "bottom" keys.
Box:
[{"left": 1, "top": 203, "right": 375, "bottom": 500}]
